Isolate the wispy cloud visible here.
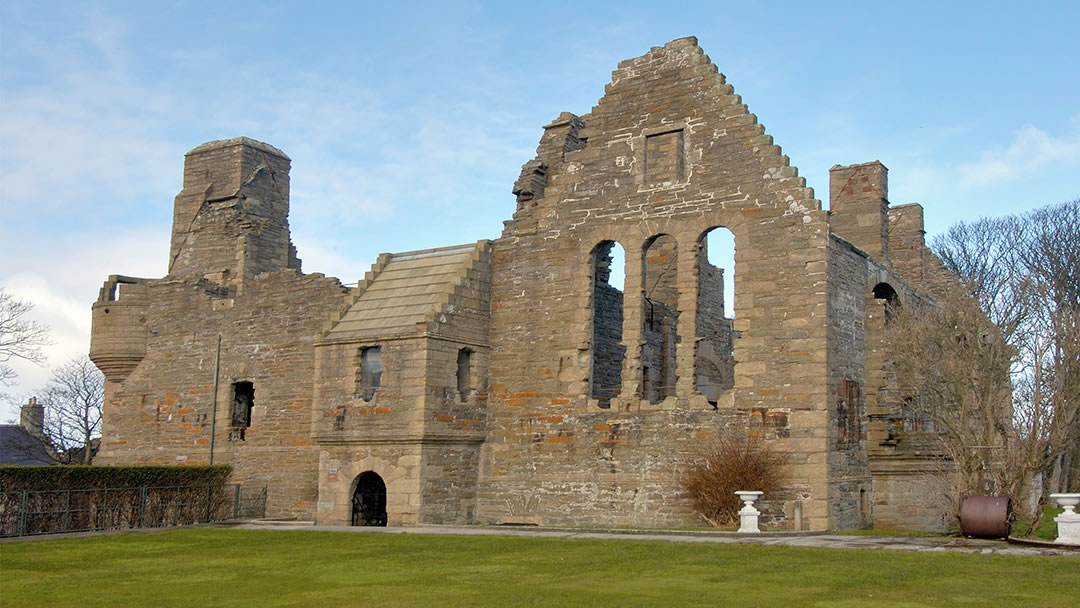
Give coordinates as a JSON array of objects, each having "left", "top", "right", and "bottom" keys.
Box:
[
  {"left": 0, "top": 226, "right": 169, "bottom": 408},
  {"left": 0, "top": 8, "right": 180, "bottom": 219},
  {"left": 958, "top": 120, "right": 1080, "bottom": 187}
]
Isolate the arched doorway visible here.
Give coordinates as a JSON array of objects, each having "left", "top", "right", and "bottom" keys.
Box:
[{"left": 351, "top": 471, "right": 387, "bottom": 526}]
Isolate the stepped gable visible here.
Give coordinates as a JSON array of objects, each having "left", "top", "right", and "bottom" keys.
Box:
[{"left": 323, "top": 242, "right": 486, "bottom": 340}]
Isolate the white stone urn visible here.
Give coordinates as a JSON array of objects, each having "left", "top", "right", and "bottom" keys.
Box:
[
  {"left": 735, "top": 491, "right": 764, "bottom": 533},
  {"left": 1049, "top": 493, "right": 1080, "bottom": 546}
]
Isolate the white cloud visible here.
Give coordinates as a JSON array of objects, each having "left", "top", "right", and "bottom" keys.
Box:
[
  {"left": 0, "top": 227, "right": 169, "bottom": 421},
  {"left": 0, "top": 7, "right": 182, "bottom": 216},
  {"left": 958, "top": 121, "right": 1080, "bottom": 187}
]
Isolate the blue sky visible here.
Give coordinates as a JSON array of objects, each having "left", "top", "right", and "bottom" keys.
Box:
[{"left": 2, "top": 1, "right": 1078, "bottom": 421}]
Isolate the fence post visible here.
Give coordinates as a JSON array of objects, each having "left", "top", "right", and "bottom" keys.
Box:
[
  {"left": 65, "top": 489, "right": 72, "bottom": 533},
  {"left": 17, "top": 491, "right": 28, "bottom": 537},
  {"left": 205, "top": 485, "right": 212, "bottom": 523},
  {"left": 261, "top": 486, "right": 267, "bottom": 518},
  {"left": 138, "top": 487, "right": 147, "bottom": 528},
  {"left": 233, "top": 485, "right": 241, "bottom": 519}
]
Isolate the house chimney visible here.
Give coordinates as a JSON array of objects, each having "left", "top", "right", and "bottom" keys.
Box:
[
  {"left": 20, "top": 396, "right": 45, "bottom": 437},
  {"left": 829, "top": 161, "right": 890, "bottom": 259}
]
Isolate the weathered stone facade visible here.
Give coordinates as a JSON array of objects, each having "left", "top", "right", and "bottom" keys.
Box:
[{"left": 92, "top": 37, "right": 956, "bottom": 531}]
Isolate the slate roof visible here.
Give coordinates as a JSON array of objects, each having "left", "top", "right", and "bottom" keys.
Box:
[
  {"left": 324, "top": 242, "right": 484, "bottom": 341},
  {"left": 0, "top": 425, "right": 58, "bottom": 465}
]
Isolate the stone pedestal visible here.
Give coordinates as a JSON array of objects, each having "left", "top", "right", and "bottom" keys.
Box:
[
  {"left": 1049, "top": 493, "right": 1080, "bottom": 546},
  {"left": 736, "top": 491, "right": 763, "bottom": 533}
]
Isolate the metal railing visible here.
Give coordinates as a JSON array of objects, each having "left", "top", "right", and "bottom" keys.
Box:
[{"left": 0, "top": 483, "right": 267, "bottom": 537}]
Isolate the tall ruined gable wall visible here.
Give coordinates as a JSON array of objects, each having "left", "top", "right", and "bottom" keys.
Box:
[{"left": 481, "top": 38, "right": 833, "bottom": 529}]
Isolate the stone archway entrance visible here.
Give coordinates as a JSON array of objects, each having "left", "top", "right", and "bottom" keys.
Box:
[{"left": 351, "top": 471, "right": 387, "bottom": 526}]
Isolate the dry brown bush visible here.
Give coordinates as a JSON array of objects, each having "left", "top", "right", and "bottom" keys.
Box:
[{"left": 681, "top": 430, "right": 787, "bottom": 526}]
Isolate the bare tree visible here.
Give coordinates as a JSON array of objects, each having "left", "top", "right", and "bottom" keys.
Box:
[
  {"left": 41, "top": 355, "right": 104, "bottom": 464},
  {"left": 1012, "top": 201, "right": 1080, "bottom": 495},
  {"left": 899, "top": 199, "right": 1080, "bottom": 520},
  {"left": 0, "top": 288, "right": 51, "bottom": 391},
  {"left": 888, "top": 288, "right": 1015, "bottom": 503}
]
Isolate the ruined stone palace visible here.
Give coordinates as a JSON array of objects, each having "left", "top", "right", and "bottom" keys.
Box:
[{"left": 90, "top": 38, "right": 956, "bottom": 531}]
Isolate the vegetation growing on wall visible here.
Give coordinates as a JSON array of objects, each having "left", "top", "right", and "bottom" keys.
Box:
[
  {"left": 889, "top": 199, "right": 1080, "bottom": 523},
  {"left": 680, "top": 430, "right": 787, "bottom": 526},
  {"left": 0, "top": 464, "right": 232, "bottom": 491}
]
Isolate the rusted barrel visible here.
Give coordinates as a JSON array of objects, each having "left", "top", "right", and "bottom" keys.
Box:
[{"left": 959, "top": 495, "right": 1011, "bottom": 538}]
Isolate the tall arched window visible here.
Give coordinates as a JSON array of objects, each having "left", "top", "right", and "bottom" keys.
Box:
[
  {"left": 642, "top": 235, "right": 678, "bottom": 404},
  {"left": 695, "top": 227, "right": 736, "bottom": 403},
  {"left": 590, "top": 241, "right": 625, "bottom": 408}
]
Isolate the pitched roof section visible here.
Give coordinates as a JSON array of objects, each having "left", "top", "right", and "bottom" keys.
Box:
[
  {"left": 0, "top": 425, "right": 58, "bottom": 465},
  {"left": 323, "top": 242, "right": 488, "bottom": 341}
]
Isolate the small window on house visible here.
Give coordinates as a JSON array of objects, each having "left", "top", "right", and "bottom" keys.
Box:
[
  {"left": 457, "top": 349, "right": 472, "bottom": 401},
  {"left": 231, "top": 381, "right": 254, "bottom": 440},
  {"left": 359, "top": 347, "right": 382, "bottom": 402}
]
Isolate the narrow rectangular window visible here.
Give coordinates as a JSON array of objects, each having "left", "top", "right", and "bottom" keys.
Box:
[
  {"left": 231, "top": 381, "right": 254, "bottom": 441},
  {"left": 457, "top": 349, "right": 472, "bottom": 401},
  {"left": 360, "top": 347, "right": 382, "bottom": 402}
]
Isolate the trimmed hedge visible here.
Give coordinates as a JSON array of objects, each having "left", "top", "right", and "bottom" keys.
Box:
[
  {"left": 1, "top": 465, "right": 240, "bottom": 537},
  {"left": 0, "top": 465, "right": 232, "bottom": 492}
]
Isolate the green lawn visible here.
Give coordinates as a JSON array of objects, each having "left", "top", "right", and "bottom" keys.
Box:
[{"left": 1, "top": 529, "right": 1076, "bottom": 607}]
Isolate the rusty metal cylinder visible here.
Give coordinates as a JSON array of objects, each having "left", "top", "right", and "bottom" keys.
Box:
[{"left": 959, "top": 496, "right": 1011, "bottom": 538}]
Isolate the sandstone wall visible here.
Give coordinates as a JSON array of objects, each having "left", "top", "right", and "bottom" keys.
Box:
[
  {"left": 95, "top": 270, "right": 346, "bottom": 518},
  {"left": 824, "top": 237, "right": 873, "bottom": 529},
  {"left": 169, "top": 138, "right": 300, "bottom": 289},
  {"left": 480, "top": 37, "right": 831, "bottom": 529},
  {"left": 312, "top": 243, "right": 491, "bottom": 526}
]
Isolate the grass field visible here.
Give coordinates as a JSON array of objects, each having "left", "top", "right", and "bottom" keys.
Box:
[{"left": 1, "top": 528, "right": 1077, "bottom": 607}]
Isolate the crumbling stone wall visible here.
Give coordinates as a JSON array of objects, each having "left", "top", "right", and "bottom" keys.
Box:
[
  {"left": 93, "top": 271, "right": 345, "bottom": 518},
  {"left": 93, "top": 138, "right": 346, "bottom": 519},
  {"left": 92, "top": 38, "right": 962, "bottom": 532},
  {"left": 481, "top": 37, "right": 831, "bottom": 529},
  {"left": 169, "top": 138, "right": 301, "bottom": 290},
  {"left": 826, "top": 163, "right": 956, "bottom": 532}
]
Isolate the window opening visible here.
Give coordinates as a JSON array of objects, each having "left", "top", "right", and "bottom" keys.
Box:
[
  {"left": 872, "top": 282, "right": 900, "bottom": 323},
  {"left": 590, "top": 241, "right": 625, "bottom": 408},
  {"left": 642, "top": 234, "right": 678, "bottom": 404},
  {"left": 231, "top": 381, "right": 254, "bottom": 441},
  {"left": 359, "top": 347, "right": 382, "bottom": 402},
  {"left": 694, "top": 227, "right": 736, "bottom": 404},
  {"left": 457, "top": 348, "right": 472, "bottom": 401}
]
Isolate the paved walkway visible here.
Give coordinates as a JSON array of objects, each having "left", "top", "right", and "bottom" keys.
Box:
[{"left": 229, "top": 520, "right": 1079, "bottom": 557}]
